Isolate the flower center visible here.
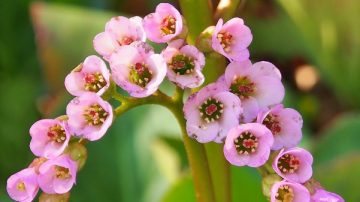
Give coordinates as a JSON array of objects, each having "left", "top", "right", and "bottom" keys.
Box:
[
  {"left": 55, "top": 166, "right": 71, "bottom": 179},
  {"left": 275, "top": 185, "right": 294, "bottom": 202},
  {"left": 199, "top": 98, "right": 224, "bottom": 123},
  {"left": 234, "top": 131, "right": 259, "bottom": 155},
  {"left": 129, "top": 62, "right": 153, "bottom": 88},
  {"left": 83, "top": 104, "right": 108, "bottom": 126},
  {"left": 119, "top": 36, "right": 134, "bottom": 45},
  {"left": 84, "top": 72, "right": 107, "bottom": 93},
  {"left": 169, "top": 54, "right": 195, "bottom": 75},
  {"left": 263, "top": 113, "right": 281, "bottom": 135},
  {"left": 160, "top": 15, "right": 176, "bottom": 35},
  {"left": 16, "top": 181, "right": 26, "bottom": 191},
  {"left": 217, "top": 31, "right": 233, "bottom": 52},
  {"left": 47, "top": 124, "right": 66, "bottom": 144},
  {"left": 230, "top": 76, "right": 256, "bottom": 99},
  {"left": 277, "top": 154, "right": 300, "bottom": 174}
]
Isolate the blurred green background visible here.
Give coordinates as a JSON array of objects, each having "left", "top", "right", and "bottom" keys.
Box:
[{"left": 0, "top": 0, "right": 359, "bottom": 201}]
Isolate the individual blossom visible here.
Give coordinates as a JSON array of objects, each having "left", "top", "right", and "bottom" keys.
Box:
[
  {"left": 143, "top": 3, "right": 183, "bottom": 43},
  {"left": 271, "top": 181, "right": 310, "bottom": 202},
  {"left": 7, "top": 168, "right": 39, "bottom": 202},
  {"left": 162, "top": 39, "right": 205, "bottom": 88},
  {"left": 29, "top": 119, "right": 71, "bottom": 159},
  {"left": 212, "top": 18, "right": 252, "bottom": 61},
  {"left": 223, "top": 60, "right": 284, "bottom": 122},
  {"left": 273, "top": 148, "right": 313, "bottom": 183},
  {"left": 65, "top": 55, "right": 110, "bottom": 96},
  {"left": 311, "top": 188, "right": 344, "bottom": 202},
  {"left": 38, "top": 155, "right": 77, "bottom": 194},
  {"left": 224, "top": 123, "right": 274, "bottom": 167},
  {"left": 93, "top": 16, "right": 145, "bottom": 59},
  {"left": 257, "top": 104, "right": 303, "bottom": 150},
  {"left": 109, "top": 44, "right": 167, "bottom": 97},
  {"left": 184, "top": 82, "right": 242, "bottom": 143},
  {"left": 66, "top": 92, "right": 113, "bottom": 141}
]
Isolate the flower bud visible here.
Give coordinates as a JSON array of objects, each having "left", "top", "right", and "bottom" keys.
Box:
[
  {"left": 65, "top": 142, "right": 88, "bottom": 171},
  {"left": 262, "top": 174, "right": 282, "bottom": 198},
  {"left": 196, "top": 26, "right": 215, "bottom": 53}
]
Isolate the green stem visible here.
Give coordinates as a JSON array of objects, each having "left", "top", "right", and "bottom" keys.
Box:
[
  {"left": 113, "top": 90, "right": 215, "bottom": 202},
  {"left": 214, "top": 0, "right": 244, "bottom": 21},
  {"left": 205, "top": 143, "right": 231, "bottom": 202}
]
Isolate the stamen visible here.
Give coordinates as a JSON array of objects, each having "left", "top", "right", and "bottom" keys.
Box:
[
  {"left": 277, "top": 154, "right": 300, "bottom": 174},
  {"left": 47, "top": 124, "right": 66, "bottom": 144},
  {"left": 83, "top": 104, "right": 108, "bottom": 126},
  {"left": 55, "top": 166, "right": 71, "bottom": 180},
  {"left": 217, "top": 31, "right": 233, "bottom": 52},
  {"left": 160, "top": 16, "right": 176, "bottom": 35},
  {"left": 230, "top": 76, "right": 255, "bottom": 99},
  {"left": 16, "top": 181, "right": 26, "bottom": 191},
  {"left": 234, "top": 131, "right": 258, "bottom": 155},
  {"left": 275, "top": 185, "right": 294, "bottom": 202},
  {"left": 129, "top": 63, "right": 153, "bottom": 88},
  {"left": 263, "top": 113, "right": 282, "bottom": 135},
  {"left": 84, "top": 72, "right": 107, "bottom": 93},
  {"left": 169, "top": 54, "right": 195, "bottom": 75},
  {"left": 199, "top": 98, "right": 224, "bottom": 123}
]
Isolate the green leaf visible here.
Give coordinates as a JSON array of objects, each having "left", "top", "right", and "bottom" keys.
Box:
[
  {"left": 312, "top": 114, "right": 360, "bottom": 166},
  {"left": 231, "top": 166, "right": 268, "bottom": 202},
  {"left": 161, "top": 174, "right": 196, "bottom": 202}
]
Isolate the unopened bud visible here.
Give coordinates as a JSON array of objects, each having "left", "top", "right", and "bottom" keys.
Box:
[
  {"left": 196, "top": 26, "right": 215, "bottom": 53},
  {"left": 262, "top": 174, "right": 282, "bottom": 198},
  {"left": 65, "top": 142, "right": 87, "bottom": 171}
]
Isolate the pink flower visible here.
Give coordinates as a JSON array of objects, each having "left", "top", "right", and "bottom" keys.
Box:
[
  {"left": 162, "top": 39, "right": 205, "bottom": 88},
  {"left": 65, "top": 55, "right": 110, "bottom": 96},
  {"left": 311, "top": 189, "right": 344, "bottom": 202},
  {"left": 66, "top": 92, "right": 113, "bottom": 141},
  {"left": 212, "top": 18, "right": 252, "bottom": 61},
  {"left": 184, "top": 82, "right": 242, "bottom": 143},
  {"left": 223, "top": 60, "right": 284, "bottom": 122},
  {"left": 273, "top": 148, "right": 313, "bottom": 183},
  {"left": 257, "top": 104, "right": 303, "bottom": 150},
  {"left": 30, "top": 119, "right": 71, "bottom": 159},
  {"left": 109, "top": 44, "right": 167, "bottom": 97},
  {"left": 271, "top": 181, "right": 310, "bottom": 202},
  {"left": 7, "top": 168, "right": 39, "bottom": 202},
  {"left": 38, "top": 155, "right": 77, "bottom": 194},
  {"left": 93, "top": 16, "right": 145, "bottom": 59},
  {"left": 224, "top": 123, "right": 274, "bottom": 167},
  {"left": 143, "top": 3, "right": 183, "bottom": 43}
]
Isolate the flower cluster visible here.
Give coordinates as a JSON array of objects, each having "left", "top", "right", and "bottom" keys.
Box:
[{"left": 7, "top": 2, "right": 344, "bottom": 202}]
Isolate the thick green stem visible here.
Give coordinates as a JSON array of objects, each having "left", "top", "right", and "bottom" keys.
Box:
[{"left": 205, "top": 143, "right": 231, "bottom": 202}]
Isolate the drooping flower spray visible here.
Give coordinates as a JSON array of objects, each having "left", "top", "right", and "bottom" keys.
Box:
[{"left": 7, "top": 2, "right": 344, "bottom": 202}]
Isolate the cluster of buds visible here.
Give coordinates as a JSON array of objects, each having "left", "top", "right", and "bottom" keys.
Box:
[{"left": 7, "top": 2, "right": 343, "bottom": 202}]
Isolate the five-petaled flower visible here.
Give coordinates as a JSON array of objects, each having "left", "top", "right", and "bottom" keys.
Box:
[
  {"left": 109, "top": 43, "right": 167, "bottom": 97},
  {"left": 273, "top": 148, "right": 313, "bottom": 183},
  {"left": 224, "top": 123, "right": 274, "bottom": 167},
  {"left": 38, "top": 155, "right": 77, "bottom": 194},
  {"left": 271, "top": 181, "right": 310, "bottom": 202},
  {"left": 143, "top": 3, "right": 183, "bottom": 43},
  {"left": 184, "top": 82, "right": 242, "bottom": 143},
  {"left": 29, "top": 119, "right": 71, "bottom": 159},
  {"left": 212, "top": 18, "right": 252, "bottom": 62},
  {"left": 257, "top": 104, "right": 303, "bottom": 150},
  {"left": 67, "top": 92, "right": 113, "bottom": 141},
  {"left": 222, "top": 60, "right": 285, "bottom": 122},
  {"left": 7, "top": 168, "right": 39, "bottom": 202},
  {"left": 65, "top": 55, "right": 110, "bottom": 96},
  {"left": 162, "top": 39, "right": 205, "bottom": 88},
  {"left": 93, "top": 16, "right": 146, "bottom": 60}
]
